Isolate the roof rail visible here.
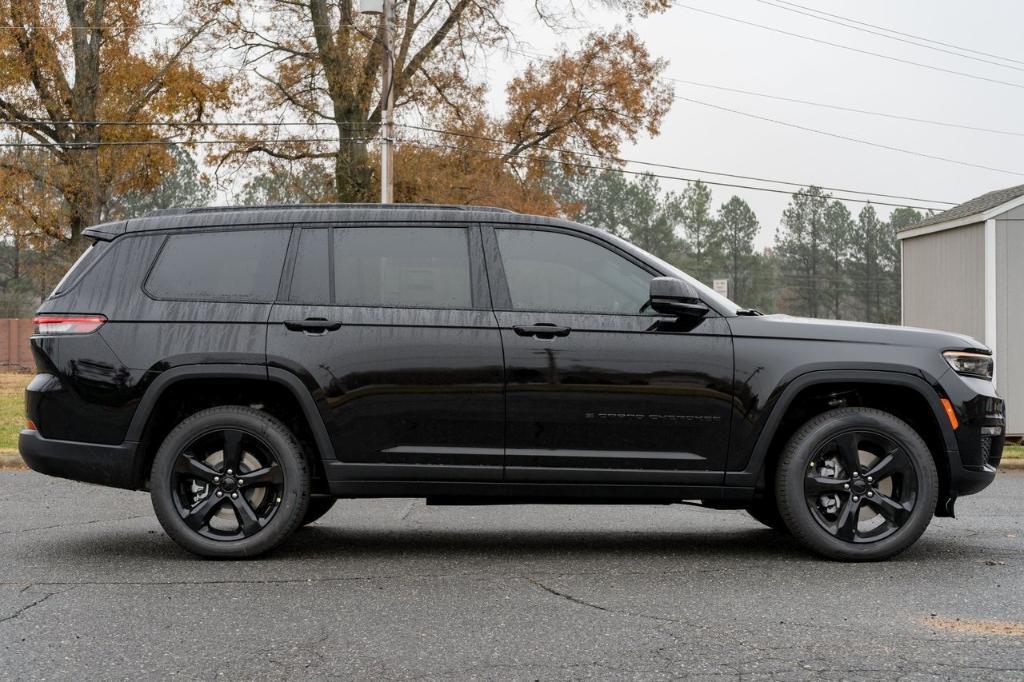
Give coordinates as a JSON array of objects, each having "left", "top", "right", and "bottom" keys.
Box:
[{"left": 142, "top": 203, "right": 516, "bottom": 218}]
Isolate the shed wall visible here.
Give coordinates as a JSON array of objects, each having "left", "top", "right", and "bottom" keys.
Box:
[
  {"left": 902, "top": 222, "right": 986, "bottom": 341},
  {"left": 996, "top": 216, "right": 1023, "bottom": 434}
]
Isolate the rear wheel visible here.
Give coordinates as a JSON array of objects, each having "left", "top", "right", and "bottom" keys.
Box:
[
  {"left": 150, "top": 406, "right": 310, "bottom": 558},
  {"left": 776, "top": 407, "right": 938, "bottom": 561}
]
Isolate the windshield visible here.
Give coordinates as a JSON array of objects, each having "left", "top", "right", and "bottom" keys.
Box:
[{"left": 601, "top": 232, "right": 743, "bottom": 316}]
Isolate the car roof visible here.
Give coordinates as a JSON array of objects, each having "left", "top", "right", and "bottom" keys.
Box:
[{"left": 82, "top": 203, "right": 597, "bottom": 240}]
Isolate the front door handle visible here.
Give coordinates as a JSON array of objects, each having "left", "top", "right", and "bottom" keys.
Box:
[
  {"left": 283, "top": 318, "right": 342, "bottom": 333},
  {"left": 512, "top": 323, "right": 572, "bottom": 339}
]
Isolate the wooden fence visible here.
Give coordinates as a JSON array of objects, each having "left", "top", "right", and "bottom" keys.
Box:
[{"left": 0, "top": 319, "right": 34, "bottom": 372}]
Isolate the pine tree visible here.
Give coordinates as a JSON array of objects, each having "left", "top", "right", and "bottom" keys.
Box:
[{"left": 718, "top": 196, "right": 759, "bottom": 305}]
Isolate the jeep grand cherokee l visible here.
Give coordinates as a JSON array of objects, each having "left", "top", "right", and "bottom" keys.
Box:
[{"left": 20, "top": 204, "right": 1005, "bottom": 560}]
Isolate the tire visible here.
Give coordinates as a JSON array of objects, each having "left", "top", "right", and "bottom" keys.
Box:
[
  {"left": 301, "top": 496, "right": 337, "bottom": 526},
  {"left": 150, "top": 406, "right": 310, "bottom": 558},
  {"left": 775, "top": 407, "right": 938, "bottom": 562},
  {"left": 745, "top": 498, "right": 788, "bottom": 532}
]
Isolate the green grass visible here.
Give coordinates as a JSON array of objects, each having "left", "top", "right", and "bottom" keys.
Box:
[
  {"left": 1005, "top": 445, "right": 1024, "bottom": 460},
  {"left": 0, "top": 373, "right": 30, "bottom": 451}
]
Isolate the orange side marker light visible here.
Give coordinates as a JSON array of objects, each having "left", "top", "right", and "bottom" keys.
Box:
[{"left": 940, "top": 398, "right": 959, "bottom": 430}]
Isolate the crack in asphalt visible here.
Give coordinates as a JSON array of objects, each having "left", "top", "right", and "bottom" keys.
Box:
[{"left": 0, "top": 588, "right": 73, "bottom": 625}]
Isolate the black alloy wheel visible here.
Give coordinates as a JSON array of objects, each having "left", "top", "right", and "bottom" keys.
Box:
[
  {"left": 170, "top": 428, "right": 285, "bottom": 541},
  {"left": 776, "top": 407, "right": 938, "bottom": 561},
  {"left": 151, "top": 406, "right": 309, "bottom": 558},
  {"left": 803, "top": 430, "right": 917, "bottom": 544}
]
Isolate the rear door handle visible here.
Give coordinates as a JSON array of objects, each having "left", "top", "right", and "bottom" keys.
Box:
[
  {"left": 512, "top": 323, "right": 572, "bottom": 339},
  {"left": 283, "top": 318, "right": 342, "bottom": 333}
]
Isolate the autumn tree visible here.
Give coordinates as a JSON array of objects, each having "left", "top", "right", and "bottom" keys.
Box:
[
  {"left": 218, "top": 1, "right": 673, "bottom": 204},
  {"left": 0, "top": 0, "right": 232, "bottom": 254},
  {"left": 111, "top": 146, "right": 214, "bottom": 218}
]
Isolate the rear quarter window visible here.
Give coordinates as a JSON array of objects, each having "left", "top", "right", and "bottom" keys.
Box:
[
  {"left": 146, "top": 229, "right": 290, "bottom": 302},
  {"left": 49, "top": 242, "right": 109, "bottom": 298}
]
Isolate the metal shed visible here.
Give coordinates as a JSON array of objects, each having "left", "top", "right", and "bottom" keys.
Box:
[{"left": 898, "top": 184, "right": 1024, "bottom": 435}]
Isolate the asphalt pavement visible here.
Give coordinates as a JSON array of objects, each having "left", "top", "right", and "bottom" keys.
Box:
[{"left": 1, "top": 470, "right": 1022, "bottom": 681}]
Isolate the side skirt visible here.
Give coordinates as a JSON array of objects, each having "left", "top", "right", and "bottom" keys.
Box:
[{"left": 327, "top": 479, "right": 755, "bottom": 504}]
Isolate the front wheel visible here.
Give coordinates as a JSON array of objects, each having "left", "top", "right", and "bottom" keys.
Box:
[
  {"left": 150, "top": 406, "right": 310, "bottom": 558},
  {"left": 776, "top": 407, "right": 938, "bottom": 562}
]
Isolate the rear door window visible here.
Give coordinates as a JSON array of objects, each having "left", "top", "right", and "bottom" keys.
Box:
[
  {"left": 146, "top": 229, "right": 290, "bottom": 302},
  {"left": 333, "top": 227, "right": 472, "bottom": 309}
]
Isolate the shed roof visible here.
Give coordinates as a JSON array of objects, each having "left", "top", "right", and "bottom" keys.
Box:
[{"left": 902, "top": 183, "right": 1024, "bottom": 234}]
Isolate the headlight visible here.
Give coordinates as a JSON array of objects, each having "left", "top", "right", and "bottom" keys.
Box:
[{"left": 943, "top": 351, "right": 993, "bottom": 379}]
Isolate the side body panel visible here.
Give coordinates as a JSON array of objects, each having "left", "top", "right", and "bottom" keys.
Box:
[
  {"left": 32, "top": 229, "right": 283, "bottom": 445},
  {"left": 267, "top": 222, "right": 505, "bottom": 482},
  {"left": 482, "top": 223, "right": 735, "bottom": 485},
  {"left": 267, "top": 306, "right": 505, "bottom": 481}
]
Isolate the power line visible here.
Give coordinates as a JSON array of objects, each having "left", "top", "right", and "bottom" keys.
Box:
[
  {"left": 397, "top": 122, "right": 955, "bottom": 205},
  {"left": 398, "top": 137, "right": 947, "bottom": 210},
  {"left": 770, "top": 0, "right": 1024, "bottom": 67},
  {"left": 0, "top": 119, "right": 957, "bottom": 206},
  {"left": 667, "top": 79, "right": 1024, "bottom": 138},
  {"left": 672, "top": 94, "right": 1024, "bottom": 178},
  {"left": 671, "top": 2, "right": 1024, "bottom": 91},
  {"left": 753, "top": 0, "right": 1024, "bottom": 74},
  {"left": 0, "top": 136, "right": 372, "bottom": 148}
]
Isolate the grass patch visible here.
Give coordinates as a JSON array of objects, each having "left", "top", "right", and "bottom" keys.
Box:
[
  {"left": 0, "top": 373, "right": 30, "bottom": 451},
  {"left": 1004, "top": 445, "right": 1024, "bottom": 460}
]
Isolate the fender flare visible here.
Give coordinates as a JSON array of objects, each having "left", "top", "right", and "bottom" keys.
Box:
[
  {"left": 726, "top": 369, "right": 958, "bottom": 487},
  {"left": 125, "top": 364, "right": 334, "bottom": 476}
]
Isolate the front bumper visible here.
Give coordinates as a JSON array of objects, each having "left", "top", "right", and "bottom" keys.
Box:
[
  {"left": 19, "top": 429, "right": 142, "bottom": 490},
  {"left": 941, "top": 372, "right": 1004, "bottom": 498}
]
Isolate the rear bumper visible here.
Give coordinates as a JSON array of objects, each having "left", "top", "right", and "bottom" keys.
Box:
[{"left": 19, "top": 429, "right": 142, "bottom": 490}]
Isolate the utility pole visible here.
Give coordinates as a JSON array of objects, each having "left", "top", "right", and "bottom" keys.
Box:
[{"left": 379, "top": 0, "right": 395, "bottom": 204}]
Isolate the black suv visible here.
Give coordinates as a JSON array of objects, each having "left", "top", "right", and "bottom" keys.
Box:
[{"left": 20, "top": 205, "right": 1004, "bottom": 560}]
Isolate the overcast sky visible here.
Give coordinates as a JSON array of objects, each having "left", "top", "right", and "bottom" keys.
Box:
[{"left": 477, "top": 0, "right": 1024, "bottom": 249}]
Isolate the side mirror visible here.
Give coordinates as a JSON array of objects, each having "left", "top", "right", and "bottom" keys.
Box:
[{"left": 648, "top": 277, "right": 709, "bottom": 318}]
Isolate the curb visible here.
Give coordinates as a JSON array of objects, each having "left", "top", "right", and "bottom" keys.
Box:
[
  {"left": 0, "top": 452, "right": 24, "bottom": 470},
  {"left": 999, "top": 458, "right": 1024, "bottom": 472}
]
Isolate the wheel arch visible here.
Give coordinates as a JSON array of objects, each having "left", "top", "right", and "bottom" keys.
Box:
[
  {"left": 126, "top": 364, "right": 333, "bottom": 490},
  {"left": 729, "top": 370, "right": 958, "bottom": 506}
]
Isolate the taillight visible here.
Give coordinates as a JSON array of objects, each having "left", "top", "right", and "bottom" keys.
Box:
[{"left": 32, "top": 314, "right": 107, "bottom": 335}]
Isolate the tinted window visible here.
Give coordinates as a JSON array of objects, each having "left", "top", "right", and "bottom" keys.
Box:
[
  {"left": 496, "top": 229, "right": 651, "bottom": 314},
  {"left": 50, "top": 242, "right": 108, "bottom": 297},
  {"left": 334, "top": 227, "right": 472, "bottom": 309},
  {"left": 289, "top": 228, "right": 330, "bottom": 304},
  {"left": 147, "top": 229, "right": 290, "bottom": 301}
]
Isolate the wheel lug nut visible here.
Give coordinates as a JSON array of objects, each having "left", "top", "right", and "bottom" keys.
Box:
[
  {"left": 227, "top": 469, "right": 233, "bottom": 475},
  {"left": 852, "top": 495, "right": 860, "bottom": 502},
  {"left": 867, "top": 476, "right": 873, "bottom": 482},
  {"left": 867, "top": 492, "right": 874, "bottom": 497},
  {"left": 853, "top": 472, "right": 859, "bottom": 477},
  {"left": 231, "top": 493, "right": 238, "bottom": 499},
  {"left": 213, "top": 476, "right": 220, "bottom": 483},
  {"left": 843, "top": 484, "right": 850, "bottom": 489},
  {"left": 216, "top": 491, "right": 223, "bottom": 497}
]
